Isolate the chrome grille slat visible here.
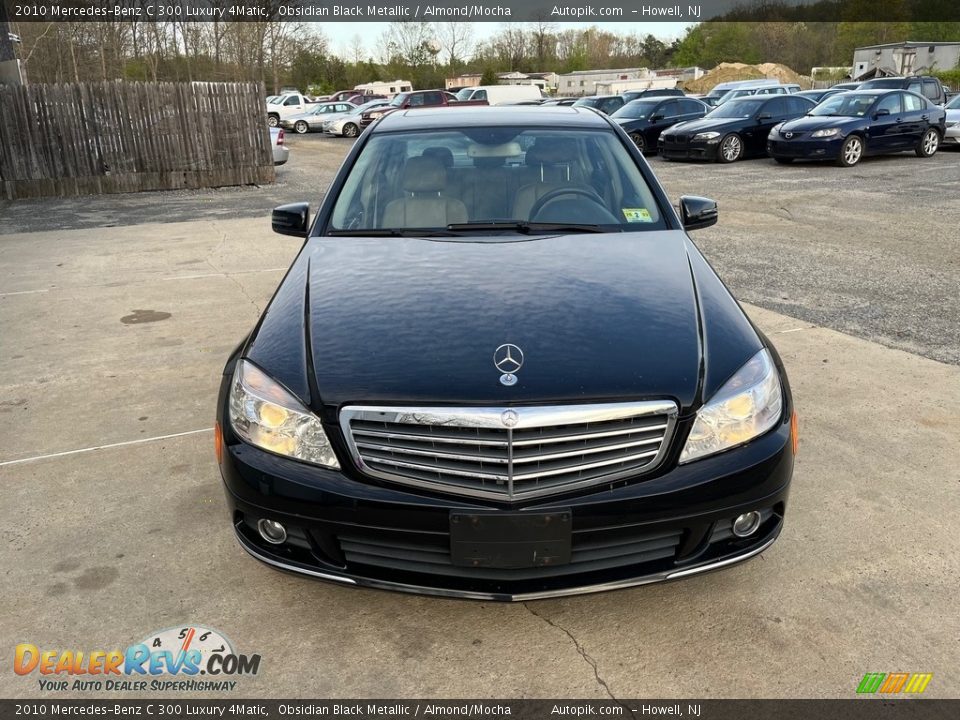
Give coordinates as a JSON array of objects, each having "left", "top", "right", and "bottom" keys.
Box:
[{"left": 341, "top": 402, "right": 678, "bottom": 501}]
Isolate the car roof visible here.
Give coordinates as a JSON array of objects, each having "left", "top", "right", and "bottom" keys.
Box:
[{"left": 373, "top": 106, "right": 613, "bottom": 131}]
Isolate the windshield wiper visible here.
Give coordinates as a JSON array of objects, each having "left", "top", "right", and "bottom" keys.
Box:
[
  {"left": 446, "top": 221, "right": 609, "bottom": 234},
  {"left": 327, "top": 228, "right": 459, "bottom": 237}
]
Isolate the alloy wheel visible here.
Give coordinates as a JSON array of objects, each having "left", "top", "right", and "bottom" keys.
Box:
[
  {"left": 842, "top": 136, "right": 862, "bottom": 166},
  {"left": 921, "top": 129, "right": 939, "bottom": 156},
  {"left": 720, "top": 135, "right": 742, "bottom": 162},
  {"left": 630, "top": 133, "right": 646, "bottom": 152}
]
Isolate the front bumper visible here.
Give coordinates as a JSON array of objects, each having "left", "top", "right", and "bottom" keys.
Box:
[
  {"left": 767, "top": 135, "right": 844, "bottom": 159},
  {"left": 217, "top": 402, "right": 794, "bottom": 601},
  {"left": 658, "top": 138, "right": 719, "bottom": 160},
  {"left": 944, "top": 125, "right": 959, "bottom": 144}
]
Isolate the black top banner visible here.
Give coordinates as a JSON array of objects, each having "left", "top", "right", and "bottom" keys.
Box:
[{"left": 5, "top": 0, "right": 960, "bottom": 23}]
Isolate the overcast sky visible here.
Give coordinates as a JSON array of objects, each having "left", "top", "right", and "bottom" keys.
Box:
[{"left": 316, "top": 22, "right": 694, "bottom": 60}]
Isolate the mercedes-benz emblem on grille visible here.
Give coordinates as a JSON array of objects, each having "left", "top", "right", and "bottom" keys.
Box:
[
  {"left": 500, "top": 409, "right": 519, "bottom": 427},
  {"left": 784, "top": 132, "right": 793, "bottom": 139},
  {"left": 494, "top": 344, "right": 524, "bottom": 387}
]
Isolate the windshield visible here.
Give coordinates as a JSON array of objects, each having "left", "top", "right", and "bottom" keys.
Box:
[
  {"left": 352, "top": 100, "right": 386, "bottom": 114},
  {"left": 328, "top": 128, "right": 666, "bottom": 233},
  {"left": 573, "top": 98, "right": 600, "bottom": 108},
  {"left": 946, "top": 94, "right": 960, "bottom": 109},
  {"left": 810, "top": 94, "right": 881, "bottom": 117},
  {"left": 860, "top": 79, "right": 903, "bottom": 89},
  {"left": 390, "top": 93, "right": 409, "bottom": 107},
  {"left": 612, "top": 100, "right": 661, "bottom": 120},
  {"left": 455, "top": 89, "right": 474, "bottom": 101},
  {"left": 706, "top": 99, "right": 765, "bottom": 118}
]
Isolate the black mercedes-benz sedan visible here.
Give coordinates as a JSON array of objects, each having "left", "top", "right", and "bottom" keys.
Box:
[
  {"left": 216, "top": 106, "right": 797, "bottom": 601},
  {"left": 611, "top": 97, "right": 709, "bottom": 154},
  {"left": 767, "top": 90, "right": 946, "bottom": 166},
  {"left": 659, "top": 95, "right": 815, "bottom": 162}
]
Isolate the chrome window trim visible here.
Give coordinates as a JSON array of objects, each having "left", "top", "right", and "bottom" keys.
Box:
[{"left": 339, "top": 401, "right": 679, "bottom": 501}]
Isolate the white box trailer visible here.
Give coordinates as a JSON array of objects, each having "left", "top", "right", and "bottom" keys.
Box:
[
  {"left": 594, "top": 77, "right": 678, "bottom": 94},
  {"left": 353, "top": 80, "right": 413, "bottom": 98}
]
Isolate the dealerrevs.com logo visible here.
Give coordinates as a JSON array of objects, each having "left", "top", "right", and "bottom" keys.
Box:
[{"left": 14, "top": 625, "right": 261, "bottom": 692}]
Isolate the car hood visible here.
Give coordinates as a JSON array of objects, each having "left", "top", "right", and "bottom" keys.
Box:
[
  {"left": 245, "top": 233, "right": 763, "bottom": 413},
  {"left": 670, "top": 117, "right": 747, "bottom": 135},
  {"left": 780, "top": 115, "right": 856, "bottom": 132}
]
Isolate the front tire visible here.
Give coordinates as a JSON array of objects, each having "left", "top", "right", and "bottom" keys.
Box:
[
  {"left": 718, "top": 133, "right": 743, "bottom": 163},
  {"left": 294, "top": 120, "right": 309, "bottom": 135},
  {"left": 837, "top": 135, "right": 864, "bottom": 167},
  {"left": 267, "top": 114, "right": 279, "bottom": 128},
  {"left": 342, "top": 123, "right": 359, "bottom": 138},
  {"left": 916, "top": 128, "right": 940, "bottom": 158},
  {"left": 629, "top": 132, "right": 646, "bottom": 153}
]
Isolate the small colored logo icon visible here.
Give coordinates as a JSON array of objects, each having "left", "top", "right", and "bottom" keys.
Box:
[{"left": 856, "top": 672, "right": 932, "bottom": 694}]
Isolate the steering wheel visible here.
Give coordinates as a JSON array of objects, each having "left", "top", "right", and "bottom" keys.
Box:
[{"left": 528, "top": 187, "right": 610, "bottom": 222}]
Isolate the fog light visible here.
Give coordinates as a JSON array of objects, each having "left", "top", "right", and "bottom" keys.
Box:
[
  {"left": 732, "top": 511, "right": 762, "bottom": 538},
  {"left": 257, "top": 519, "right": 287, "bottom": 545}
]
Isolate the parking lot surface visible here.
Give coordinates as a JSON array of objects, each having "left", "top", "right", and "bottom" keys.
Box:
[{"left": 1, "top": 134, "right": 958, "bottom": 698}]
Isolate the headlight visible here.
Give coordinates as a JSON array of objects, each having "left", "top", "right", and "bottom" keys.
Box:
[
  {"left": 812, "top": 128, "right": 841, "bottom": 138},
  {"left": 771, "top": 123, "right": 784, "bottom": 134},
  {"left": 693, "top": 131, "right": 721, "bottom": 141},
  {"left": 228, "top": 360, "right": 340, "bottom": 469},
  {"left": 679, "top": 349, "right": 783, "bottom": 464}
]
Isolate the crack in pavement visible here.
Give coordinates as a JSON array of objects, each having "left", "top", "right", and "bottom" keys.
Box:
[
  {"left": 523, "top": 602, "right": 629, "bottom": 707},
  {"left": 205, "top": 228, "right": 263, "bottom": 315}
]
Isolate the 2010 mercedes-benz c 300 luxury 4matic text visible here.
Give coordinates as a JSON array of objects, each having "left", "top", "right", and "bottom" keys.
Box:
[{"left": 215, "top": 106, "right": 797, "bottom": 600}]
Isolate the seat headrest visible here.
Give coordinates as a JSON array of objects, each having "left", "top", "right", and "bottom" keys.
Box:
[
  {"left": 422, "top": 146, "right": 454, "bottom": 168},
  {"left": 402, "top": 156, "right": 446, "bottom": 193},
  {"left": 525, "top": 140, "right": 571, "bottom": 165}
]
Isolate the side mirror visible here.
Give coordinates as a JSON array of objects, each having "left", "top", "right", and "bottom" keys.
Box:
[
  {"left": 272, "top": 202, "right": 310, "bottom": 238},
  {"left": 679, "top": 196, "right": 719, "bottom": 231},
  {"left": 874, "top": 108, "right": 890, "bottom": 118},
  {"left": 650, "top": 114, "right": 663, "bottom": 122}
]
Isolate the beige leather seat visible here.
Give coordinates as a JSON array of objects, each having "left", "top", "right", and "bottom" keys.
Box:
[
  {"left": 382, "top": 156, "right": 467, "bottom": 228},
  {"left": 512, "top": 140, "right": 591, "bottom": 220}
]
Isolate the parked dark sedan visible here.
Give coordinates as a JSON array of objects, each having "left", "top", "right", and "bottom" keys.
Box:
[
  {"left": 767, "top": 90, "right": 946, "bottom": 166},
  {"left": 611, "top": 97, "right": 709, "bottom": 153},
  {"left": 660, "top": 95, "right": 815, "bottom": 162},
  {"left": 216, "top": 107, "right": 796, "bottom": 601},
  {"left": 572, "top": 95, "right": 625, "bottom": 114},
  {"left": 793, "top": 88, "right": 845, "bottom": 104}
]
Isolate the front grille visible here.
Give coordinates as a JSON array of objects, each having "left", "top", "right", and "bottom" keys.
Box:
[
  {"left": 338, "top": 525, "right": 682, "bottom": 580},
  {"left": 340, "top": 402, "right": 678, "bottom": 500}
]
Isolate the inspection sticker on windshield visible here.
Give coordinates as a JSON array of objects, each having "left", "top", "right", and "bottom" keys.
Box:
[{"left": 623, "top": 208, "right": 653, "bottom": 223}]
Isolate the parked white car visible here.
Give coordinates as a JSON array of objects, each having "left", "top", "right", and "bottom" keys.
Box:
[{"left": 270, "top": 127, "right": 289, "bottom": 166}]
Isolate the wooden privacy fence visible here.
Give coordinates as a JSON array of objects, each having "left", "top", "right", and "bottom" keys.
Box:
[{"left": 0, "top": 80, "right": 275, "bottom": 200}]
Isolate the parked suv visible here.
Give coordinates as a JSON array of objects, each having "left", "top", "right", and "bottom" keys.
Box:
[{"left": 857, "top": 76, "right": 947, "bottom": 106}]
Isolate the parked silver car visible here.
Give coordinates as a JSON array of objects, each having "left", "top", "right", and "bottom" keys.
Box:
[
  {"left": 945, "top": 94, "right": 960, "bottom": 146},
  {"left": 270, "top": 127, "right": 289, "bottom": 166},
  {"left": 323, "top": 100, "right": 391, "bottom": 137},
  {"left": 280, "top": 101, "right": 357, "bottom": 134}
]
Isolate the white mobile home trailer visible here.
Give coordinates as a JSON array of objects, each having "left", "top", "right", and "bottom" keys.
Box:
[{"left": 353, "top": 80, "right": 413, "bottom": 98}]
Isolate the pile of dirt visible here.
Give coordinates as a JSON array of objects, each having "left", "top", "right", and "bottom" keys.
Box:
[{"left": 684, "top": 63, "right": 811, "bottom": 93}]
